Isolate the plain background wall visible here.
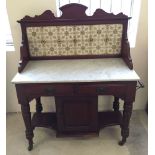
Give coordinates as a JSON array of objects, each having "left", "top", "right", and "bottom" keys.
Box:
[{"left": 6, "top": 0, "right": 148, "bottom": 112}]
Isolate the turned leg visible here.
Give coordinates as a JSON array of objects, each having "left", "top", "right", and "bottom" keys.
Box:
[
  {"left": 36, "top": 97, "right": 43, "bottom": 113},
  {"left": 113, "top": 96, "right": 119, "bottom": 112},
  {"left": 21, "top": 100, "right": 34, "bottom": 151},
  {"left": 119, "top": 101, "right": 133, "bottom": 146}
]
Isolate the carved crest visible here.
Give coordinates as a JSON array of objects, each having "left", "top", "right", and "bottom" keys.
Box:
[
  {"left": 17, "top": 10, "right": 55, "bottom": 23},
  {"left": 17, "top": 3, "right": 130, "bottom": 23}
]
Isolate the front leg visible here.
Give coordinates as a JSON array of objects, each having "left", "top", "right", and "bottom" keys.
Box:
[
  {"left": 113, "top": 96, "right": 119, "bottom": 112},
  {"left": 21, "top": 100, "right": 34, "bottom": 151},
  {"left": 119, "top": 101, "right": 133, "bottom": 145},
  {"left": 36, "top": 97, "right": 43, "bottom": 113}
]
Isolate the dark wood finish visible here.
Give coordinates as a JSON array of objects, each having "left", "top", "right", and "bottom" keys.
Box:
[
  {"left": 113, "top": 97, "right": 120, "bottom": 112},
  {"left": 119, "top": 101, "right": 133, "bottom": 145},
  {"left": 17, "top": 3, "right": 133, "bottom": 72},
  {"left": 119, "top": 83, "right": 136, "bottom": 145},
  {"left": 31, "top": 111, "right": 122, "bottom": 137},
  {"left": 15, "top": 81, "right": 137, "bottom": 150},
  {"left": 32, "top": 112, "right": 57, "bottom": 130},
  {"left": 20, "top": 99, "right": 34, "bottom": 151},
  {"left": 30, "top": 55, "right": 121, "bottom": 61},
  {"left": 99, "top": 111, "right": 122, "bottom": 128},
  {"left": 15, "top": 81, "right": 136, "bottom": 100},
  {"left": 78, "top": 83, "right": 126, "bottom": 98},
  {"left": 36, "top": 97, "right": 43, "bottom": 113},
  {"left": 122, "top": 38, "right": 133, "bottom": 69},
  {"left": 14, "top": 3, "right": 137, "bottom": 150},
  {"left": 55, "top": 96, "right": 98, "bottom": 135},
  {"left": 18, "top": 22, "right": 30, "bottom": 72},
  {"left": 18, "top": 4, "right": 130, "bottom": 23}
]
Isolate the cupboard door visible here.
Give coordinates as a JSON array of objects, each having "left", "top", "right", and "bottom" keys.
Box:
[{"left": 56, "top": 96, "right": 98, "bottom": 134}]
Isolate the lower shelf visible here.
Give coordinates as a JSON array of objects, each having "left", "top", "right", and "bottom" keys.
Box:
[
  {"left": 32, "top": 111, "right": 122, "bottom": 132},
  {"left": 32, "top": 112, "right": 57, "bottom": 130},
  {"left": 99, "top": 111, "right": 122, "bottom": 129}
]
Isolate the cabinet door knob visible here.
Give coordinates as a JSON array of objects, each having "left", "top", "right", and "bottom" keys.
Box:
[
  {"left": 96, "top": 87, "right": 106, "bottom": 93},
  {"left": 45, "top": 88, "right": 55, "bottom": 94}
]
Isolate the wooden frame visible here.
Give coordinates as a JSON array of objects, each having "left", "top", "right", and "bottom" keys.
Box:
[
  {"left": 17, "top": 3, "right": 133, "bottom": 73},
  {"left": 13, "top": 4, "right": 138, "bottom": 150},
  {"left": 15, "top": 81, "right": 137, "bottom": 150}
]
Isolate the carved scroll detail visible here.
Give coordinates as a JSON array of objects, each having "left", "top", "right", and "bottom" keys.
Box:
[
  {"left": 17, "top": 10, "right": 55, "bottom": 23},
  {"left": 93, "top": 9, "right": 129, "bottom": 19},
  {"left": 18, "top": 3, "right": 130, "bottom": 22},
  {"left": 122, "top": 39, "right": 133, "bottom": 69}
]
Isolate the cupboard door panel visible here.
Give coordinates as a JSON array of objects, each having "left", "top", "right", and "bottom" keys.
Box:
[{"left": 56, "top": 96, "right": 98, "bottom": 133}]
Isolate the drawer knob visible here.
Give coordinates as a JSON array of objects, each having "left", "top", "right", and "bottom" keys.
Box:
[
  {"left": 96, "top": 87, "right": 106, "bottom": 93},
  {"left": 45, "top": 88, "right": 55, "bottom": 94}
]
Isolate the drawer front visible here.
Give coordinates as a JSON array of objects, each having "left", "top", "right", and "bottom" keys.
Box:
[
  {"left": 24, "top": 84, "right": 73, "bottom": 96},
  {"left": 22, "top": 83, "right": 126, "bottom": 97},
  {"left": 78, "top": 84, "right": 126, "bottom": 96}
]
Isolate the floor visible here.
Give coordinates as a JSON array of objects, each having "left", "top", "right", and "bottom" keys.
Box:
[{"left": 6, "top": 110, "right": 147, "bottom": 155}]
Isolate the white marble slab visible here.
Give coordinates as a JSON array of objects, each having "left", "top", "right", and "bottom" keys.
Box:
[{"left": 12, "top": 58, "right": 140, "bottom": 84}]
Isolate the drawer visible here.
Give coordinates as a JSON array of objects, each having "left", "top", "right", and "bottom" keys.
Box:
[
  {"left": 78, "top": 84, "right": 126, "bottom": 96},
  {"left": 23, "top": 84, "right": 73, "bottom": 96},
  {"left": 22, "top": 83, "right": 126, "bottom": 97}
]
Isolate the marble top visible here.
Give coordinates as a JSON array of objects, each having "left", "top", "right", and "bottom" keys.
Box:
[{"left": 12, "top": 58, "right": 140, "bottom": 84}]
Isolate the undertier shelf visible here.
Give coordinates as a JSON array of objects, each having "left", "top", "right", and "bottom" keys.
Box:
[
  {"left": 98, "top": 111, "right": 122, "bottom": 129},
  {"left": 32, "top": 111, "right": 122, "bottom": 130},
  {"left": 32, "top": 112, "right": 57, "bottom": 130}
]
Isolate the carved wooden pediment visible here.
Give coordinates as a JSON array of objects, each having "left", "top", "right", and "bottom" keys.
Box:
[
  {"left": 18, "top": 3, "right": 130, "bottom": 23},
  {"left": 17, "top": 10, "right": 55, "bottom": 23}
]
